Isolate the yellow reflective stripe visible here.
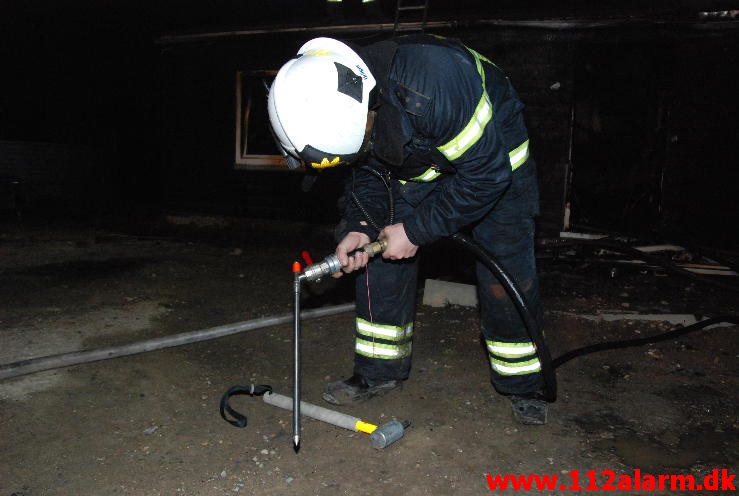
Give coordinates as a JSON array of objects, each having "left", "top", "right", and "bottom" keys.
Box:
[
  {"left": 437, "top": 91, "right": 493, "bottom": 161},
  {"left": 355, "top": 420, "right": 377, "bottom": 434},
  {"left": 490, "top": 357, "right": 542, "bottom": 376},
  {"left": 467, "top": 47, "right": 489, "bottom": 86},
  {"left": 467, "top": 47, "right": 494, "bottom": 68},
  {"left": 435, "top": 46, "right": 529, "bottom": 173},
  {"left": 355, "top": 338, "right": 412, "bottom": 359},
  {"left": 437, "top": 47, "right": 493, "bottom": 161},
  {"left": 487, "top": 340, "right": 536, "bottom": 358},
  {"left": 509, "top": 139, "right": 529, "bottom": 171},
  {"left": 410, "top": 168, "right": 442, "bottom": 182},
  {"left": 356, "top": 318, "right": 413, "bottom": 341}
]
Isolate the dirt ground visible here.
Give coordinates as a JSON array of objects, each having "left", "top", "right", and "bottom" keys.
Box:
[{"left": 1, "top": 216, "right": 737, "bottom": 495}]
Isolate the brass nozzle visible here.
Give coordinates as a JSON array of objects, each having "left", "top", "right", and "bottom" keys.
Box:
[
  {"left": 300, "top": 239, "right": 387, "bottom": 283},
  {"left": 363, "top": 239, "right": 387, "bottom": 257}
]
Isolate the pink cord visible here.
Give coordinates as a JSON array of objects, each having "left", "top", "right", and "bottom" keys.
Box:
[
  {"left": 364, "top": 263, "right": 378, "bottom": 356},
  {"left": 365, "top": 263, "right": 373, "bottom": 323}
]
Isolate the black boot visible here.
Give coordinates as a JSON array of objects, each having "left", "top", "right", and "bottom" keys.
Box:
[
  {"left": 509, "top": 391, "right": 548, "bottom": 425},
  {"left": 323, "top": 374, "right": 401, "bottom": 405}
]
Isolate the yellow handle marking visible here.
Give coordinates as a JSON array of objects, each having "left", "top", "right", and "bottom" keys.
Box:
[{"left": 355, "top": 420, "right": 378, "bottom": 434}]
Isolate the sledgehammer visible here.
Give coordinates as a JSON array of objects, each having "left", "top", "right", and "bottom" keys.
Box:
[{"left": 263, "top": 391, "right": 410, "bottom": 449}]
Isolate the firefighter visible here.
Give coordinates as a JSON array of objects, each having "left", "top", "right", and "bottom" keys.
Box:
[{"left": 268, "top": 34, "right": 549, "bottom": 424}]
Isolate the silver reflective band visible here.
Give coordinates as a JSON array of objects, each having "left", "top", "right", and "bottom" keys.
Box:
[
  {"left": 490, "top": 357, "right": 542, "bottom": 376},
  {"left": 356, "top": 339, "right": 412, "bottom": 359},
  {"left": 356, "top": 318, "right": 413, "bottom": 341},
  {"left": 487, "top": 340, "right": 536, "bottom": 358},
  {"left": 487, "top": 338, "right": 540, "bottom": 375},
  {"left": 509, "top": 139, "right": 529, "bottom": 171},
  {"left": 355, "top": 318, "right": 413, "bottom": 359}
]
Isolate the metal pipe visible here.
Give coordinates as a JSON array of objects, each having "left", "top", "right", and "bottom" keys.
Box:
[
  {"left": 292, "top": 270, "right": 304, "bottom": 452},
  {"left": 262, "top": 392, "right": 410, "bottom": 449},
  {"left": 264, "top": 391, "right": 366, "bottom": 433},
  {"left": 0, "top": 303, "right": 355, "bottom": 381}
]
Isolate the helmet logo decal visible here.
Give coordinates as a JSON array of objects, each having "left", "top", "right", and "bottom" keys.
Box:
[
  {"left": 356, "top": 65, "right": 369, "bottom": 80},
  {"left": 311, "top": 156, "right": 342, "bottom": 169}
]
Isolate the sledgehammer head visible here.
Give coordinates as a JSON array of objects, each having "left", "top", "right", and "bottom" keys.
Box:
[{"left": 369, "top": 420, "right": 410, "bottom": 449}]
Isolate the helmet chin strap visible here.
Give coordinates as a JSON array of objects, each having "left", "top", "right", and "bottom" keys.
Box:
[
  {"left": 345, "top": 110, "right": 377, "bottom": 166},
  {"left": 355, "top": 110, "right": 377, "bottom": 162}
]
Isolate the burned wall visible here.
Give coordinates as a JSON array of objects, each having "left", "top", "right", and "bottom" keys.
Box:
[
  {"left": 568, "top": 30, "right": 739, "bottom": 248},
  {"left": 658, "top": 38, "right": 739, "bottom": 248}
]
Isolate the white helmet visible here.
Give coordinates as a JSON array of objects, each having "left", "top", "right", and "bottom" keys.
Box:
[{"left": 268, "top": 37, "right": 376, "bottom": 170}]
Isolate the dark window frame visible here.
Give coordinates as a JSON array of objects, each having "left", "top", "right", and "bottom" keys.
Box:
[{"left": 234, "top": 69, "right": 296, "bottom": 170}]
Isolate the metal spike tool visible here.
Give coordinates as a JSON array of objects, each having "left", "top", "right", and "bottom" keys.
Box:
[{"left": 291, "top": 239, "right": 388, "bottom": 451}]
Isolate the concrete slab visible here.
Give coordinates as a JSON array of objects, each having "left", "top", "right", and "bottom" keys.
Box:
[{"left": 422, "top": 278, "right": 478, "bottom": 308}]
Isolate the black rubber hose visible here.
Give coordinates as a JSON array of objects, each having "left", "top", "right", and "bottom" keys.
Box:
[
  {"left": 220, "top": 384, "right": 273, "bottom": 427},
  {"left": 449, "top": 235, "right": 739, "bottom": 379},
  {"left": 552, "top": 314, "right": 739, "bottom": 368},
  {"left": 449, "top": 232, "right": 558, "bottom": 402}
]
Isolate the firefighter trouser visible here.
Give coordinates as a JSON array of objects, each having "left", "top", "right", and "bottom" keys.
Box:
[{"left": 353, "top": 161, "right": 545, "bottom": 395}]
